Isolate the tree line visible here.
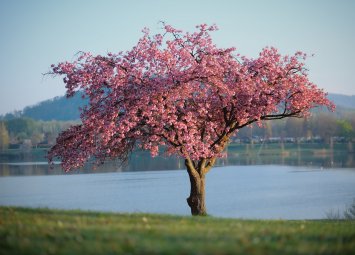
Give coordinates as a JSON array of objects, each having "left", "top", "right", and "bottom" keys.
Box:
[
  {"left": 0, "top": 111, "right": 354, "bottom": 151},
  {"left": 0, "top": 118, "right": 78, "bottom": 151},
  {"left": 237, "top": 111, "right": 355, "bottom": 143}
]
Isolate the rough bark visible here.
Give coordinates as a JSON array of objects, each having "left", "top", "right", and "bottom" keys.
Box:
[
  {"left": 183, "top": 144, "right": 220, "bottom": 215},
  {"left": 185, "top": 158, "right": 214, "bottom": 216},
  {"left": 187, "top": 170, "right": 207, "bottom": 215}
]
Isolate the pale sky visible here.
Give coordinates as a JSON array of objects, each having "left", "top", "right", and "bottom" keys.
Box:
[{"left": 0, "top": 0, "right": 354, "bottom": 115}]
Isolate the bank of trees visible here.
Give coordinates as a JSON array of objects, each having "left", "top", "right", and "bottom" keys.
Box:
[
  {"left": 238, "top": 112, "right": 355, "bottom": 143},
  {"left": 0, "top": 121, "right": 10, "bottom": 151},
  {"left": 0, "top": 118, "right": 78, "bottom": 149},
  {"left": 0, "top": 111, "right": 354, "bottom": 151}
]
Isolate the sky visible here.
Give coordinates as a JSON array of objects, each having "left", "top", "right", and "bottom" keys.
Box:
[{"left": 0, "top": 0, "right": 354, "bottom": 115}]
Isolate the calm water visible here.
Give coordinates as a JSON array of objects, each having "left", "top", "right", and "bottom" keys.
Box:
[
  {"left": 0, "top": 143, "right": 354, "bottom": 176},
  {"left": 0, "top": 165, "right": 354, "bottom": 219}
]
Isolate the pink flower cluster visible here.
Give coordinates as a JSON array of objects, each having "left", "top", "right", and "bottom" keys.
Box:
[{"left": 48, "top": 24, "right": 334, "bottom": 171}]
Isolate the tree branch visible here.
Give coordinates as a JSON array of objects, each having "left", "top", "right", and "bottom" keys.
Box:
[
  {"left": 184, "top": 157, "right": 199, "bottom": 178},
  {"left": 203, "top": 158, "right": 216, "bottom": 174}
]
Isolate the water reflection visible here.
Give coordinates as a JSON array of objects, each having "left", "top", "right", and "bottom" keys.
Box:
[
  {"left": 0, "top": 151, "right": 184, "bottom": 176},
  {"left": 0, "top": 143, "right": 354, "bottom": 176}
]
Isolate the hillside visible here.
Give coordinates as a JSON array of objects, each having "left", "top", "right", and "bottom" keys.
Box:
[
  {"left": 1, "top": 92, "right": 354, "bottom": 121},
  {"left": 328, "top": 93, "right": 355, "bottom": 109},
  {"left": 2, "top": 92, "right": 87, "bottom": 121}
]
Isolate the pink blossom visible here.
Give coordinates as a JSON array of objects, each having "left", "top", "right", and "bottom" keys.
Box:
[{"left": 48, "top": 24, "right": 334, "bottom": 171}]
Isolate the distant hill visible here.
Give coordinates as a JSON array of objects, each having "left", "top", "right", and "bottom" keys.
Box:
[
  {"left": 1, "top": 92, "right": 87, "bottom": 121},
  {"left": 327, "top": 93, "right": 355, "bottom": 110},
  {"left": 1, "top": 92, "right": 354, "bottom": 121}
]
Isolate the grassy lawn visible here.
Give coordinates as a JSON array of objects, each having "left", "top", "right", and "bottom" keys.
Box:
[{"left": 0, "top": 207, "right": 354, "bottom": 255}]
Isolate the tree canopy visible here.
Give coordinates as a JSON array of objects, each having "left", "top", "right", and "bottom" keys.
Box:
[{"left": 48, "top": 23, "right": 334, "bottom": 172}]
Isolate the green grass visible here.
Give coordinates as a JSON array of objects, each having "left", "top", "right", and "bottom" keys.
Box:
[{"left": 1, "top": 207, "right": 354, "bottom": 255}]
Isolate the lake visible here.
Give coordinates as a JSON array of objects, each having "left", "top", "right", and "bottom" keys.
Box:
[
  {"left": 0, "top": 165, "right": 354, "bottom": 219},
  {"left": 0, "top": 143, "right": 354, "bottom": 176}
]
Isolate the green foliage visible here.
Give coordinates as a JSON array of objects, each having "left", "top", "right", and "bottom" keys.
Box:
[
  {"left": 3, "top": 117, "right": 79, "bottom": 145},
  {"left": 0, "top": 207, "right": 354, "bottom": 255},
  {"left": 0, "top": 121, "right": 10, "bottom": 150},
  {"left": 5, "top": 117, "right": 38, "bottom": 138},
  {"left": 336, "top": 120, "right": 354, "bottom": 138},
  {"left": 237, "top": 112, "right": 355, "bottom": 142}
]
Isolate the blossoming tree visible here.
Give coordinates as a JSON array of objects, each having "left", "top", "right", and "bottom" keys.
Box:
[{"left": 48, "top": 24, "right": 334, "bottom": 215}]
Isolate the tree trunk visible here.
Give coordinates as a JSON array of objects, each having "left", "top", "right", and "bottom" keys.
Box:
[
  {"left": 186, "top": 165, "right": 207, "bottom": 216},
  {"left": 184, "top": 157, "right": 217, "bottom": 216}
]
